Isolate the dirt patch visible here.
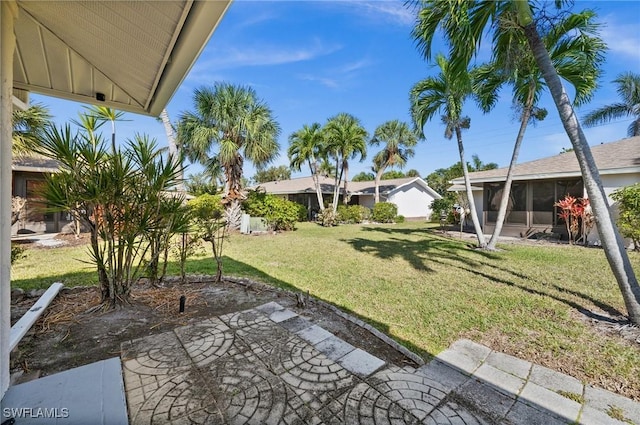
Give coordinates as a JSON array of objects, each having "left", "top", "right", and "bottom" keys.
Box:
[{"left": 10, "top": 277, "right": 417, "bottom": 383}]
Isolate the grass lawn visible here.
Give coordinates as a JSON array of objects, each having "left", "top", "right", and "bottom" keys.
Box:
[{"left": 11, "top": 221, "right": 640, "bottom": 399}]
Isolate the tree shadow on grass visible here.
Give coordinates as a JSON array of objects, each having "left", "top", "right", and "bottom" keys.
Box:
[
  {"left": 344, "top": 226, "right": 500, "bottom": 273},
  {"left": 182, "top": 255, "right": 429, "bottom": 358},
  {"left": 346, "top": 227, "right": 627, "bottom": 322}
]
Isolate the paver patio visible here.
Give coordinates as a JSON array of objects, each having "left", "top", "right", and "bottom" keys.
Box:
[{"left": 120, "top": 302, "right": 640, "bottom": 424}]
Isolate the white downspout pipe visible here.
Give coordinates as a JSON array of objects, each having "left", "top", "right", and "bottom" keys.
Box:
[{"left": 1, "top": 0, "right": 18, "bottom": 400}]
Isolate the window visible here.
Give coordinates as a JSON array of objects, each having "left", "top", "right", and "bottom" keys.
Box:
[
  {"left": 484, "top": 182, "right": 526, "bottom": 224},
  {"left": 531, "top": 181, "right": 555, "bottom": 225},
  {"left": 26, "top": 180, "right": 53, "bottom": 222}
]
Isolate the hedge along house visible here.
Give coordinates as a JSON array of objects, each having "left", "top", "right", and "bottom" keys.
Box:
[
  {"left": 0, "top": 0, "right": 231, "bottom": 399},
  {"left": 449, "top": 136, "right": 640, "bottom": 242},
  {"left": 254, "top": 176, "right": 442, "bottom": 220}
]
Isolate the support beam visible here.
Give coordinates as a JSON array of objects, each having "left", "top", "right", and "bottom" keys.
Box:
[{"left": 1, "top": 0, "right": 18, "bottom": 400}]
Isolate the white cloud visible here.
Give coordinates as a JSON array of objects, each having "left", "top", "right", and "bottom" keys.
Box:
[
  {"left": 599, "top": 15, "right": 640, "bottom": 60},
  {"left": 322, "top": 0, "right": 415, "bottom": 27},
  {"left": 297, "top": 74, "right": 340, "bottom": 89},
  {"left": 296, "top": 56, "right": 374, "bottom": 89},
  {"left": 194, "top": 40, "right": 342, "bottom": 71}
]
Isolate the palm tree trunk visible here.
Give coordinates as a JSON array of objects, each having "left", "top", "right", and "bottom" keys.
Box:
[
  {"left": 455, "top": 127, "right": 486, "bottom": 248},
  {"left": 486, "top": 89, "right": 534, "bottom": 250},
  {"left": 160, "top": 108, "right": 184, "bottom": 190},
  {"left": 524, "top": 24, "right": 640, "bottom": 324},
  {"left": 309, "top": 159, "right": 325, "bottom": 211},
  {"left": 332, "top": 157, "right": 343, "bottom": 213},
  {"left": 342, "top": 161, "right": 349, "bottom": 205},
  {"left": 374, "top": 168, "right": 384, "bottom": 203}
]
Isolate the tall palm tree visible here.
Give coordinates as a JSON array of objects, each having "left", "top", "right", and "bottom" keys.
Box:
[
  {"left": 583, "top": 72, "right": 640, "bottom": 137},
  {"left": 11, "top": 104, "right": 51, "bottom": 156},
  {"left": 177, "top": 83, "right": 281, "bottom": 229},
  {"left": 412, "top": 0, "right": 640, "bottom": 325},
  {"left": 159, "top": 108, "right": 184, "bottom": 189},
  {"left": 476, "top": 9, "right": 605, "bottom": 250},
  {"left": 411, "top": 54, "right": 486, "bottom": 248},
  {"left": 370, "top": 120, "right": 418, "bottom": 203},
  {"left": 323, "top": 113, "right": 368, "bottom": 211},
  {"left": 288, "top": 123, "right": 326, "bottom": 212}
]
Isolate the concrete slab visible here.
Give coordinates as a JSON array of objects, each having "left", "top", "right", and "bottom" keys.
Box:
[
  {"left": 254, "top": 301, "right": 285, "bottom": 314},
  {"left": 337, "top": 348, "right": 385, "bottom": 377},
  {"left": 580, "top": 406, "right": 631, "bottom": 425},
  {"left": 436, "top": 348, "right": 484, "bottom": 375},
  {"left": 504, "top": 400, "right": 571, "bottom": 425},
  {"left": 449, "top": 339, "right": 492, "bottom": 363},
  {"left": 1, "top": 357, "right": 128, "bottom": 425},
  {"left": 278, "top": 315, "right": 314, "bottom": 333},
  {"left": 456, "top": 378, "right": 517, "bottom": 421},
  {"left": 269, "top": 308, "right": 299, "bottom": 323},
  {"left": 314, "top": 335, "right": 355, "bottom": 361},
  {"left": 485, "top": 351, "right": 531, "bottom": 380},
  {"left": 519, "top": 381, "right": 581, "bottom": 422},
  {"left": 529, "top": 364, "right": 584, "bottom": 396},
  {"left": 296, "top": 324, "right": 334, "bottom": 345},
  {"left": 473, "top": 363, "right": 526, "bottom": 396},
  {"left": 416, "top": 359, "right": 471, "bottom": 393},
  {"left": 584, "top": 385, "right": 640, "bottom": 424}
]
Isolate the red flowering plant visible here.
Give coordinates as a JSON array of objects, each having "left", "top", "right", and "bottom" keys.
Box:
[{"left": 554, "top": 195, "right": 593, "bottom": 245}]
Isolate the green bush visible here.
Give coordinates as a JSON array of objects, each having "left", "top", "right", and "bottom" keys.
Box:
[
  {"left": 317, "top": 209, "right": 338, "bottom": 227},
  {"left": 242, "top": 189, "right": 300, "bottom": 231},
  {"left": 11, "top": 243, "right": 25, "bottom": 264},
  {"left": 337, "top": 205, "right": 371, "bottom": 223},
  {"left": 395, "top": 215, "right": 405, "bottom": 223},
  {"left": 611, "top": 183, "right": 640, "bottom": 251},
  {"left": 372, "top": 202, "right": 398, "bottom": 223},
  {"left": 295, "top": 203, "right": 308, "bottom": 222},
  {"left": 430, "top": 197, "right": 455, "bottom": 223}
]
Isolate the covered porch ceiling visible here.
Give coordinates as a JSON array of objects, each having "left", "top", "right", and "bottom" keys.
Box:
[{"left": 12, "top": 0, "right": 231, "bottom": 116}]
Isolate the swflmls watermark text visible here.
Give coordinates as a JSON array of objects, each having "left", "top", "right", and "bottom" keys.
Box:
[{"left": 3, "top": 407, "right": 69, "bottom": 419}]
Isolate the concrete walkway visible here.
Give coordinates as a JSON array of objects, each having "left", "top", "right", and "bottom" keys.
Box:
[{"left": 121, "top": 302, "right": 640, "bottom": 424}]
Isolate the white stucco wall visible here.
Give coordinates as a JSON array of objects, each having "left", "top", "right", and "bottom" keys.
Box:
[
  {"left": 587, "top": 172, "right": 640, "bottom": 246},
  {"left": 359, "top": 195, "right": 375, "bottom": 210},
  {"left": 387, "top": 182, "right": 438, "bottom": 218}
]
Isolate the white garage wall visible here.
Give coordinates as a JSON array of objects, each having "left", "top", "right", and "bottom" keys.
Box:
[{"left": 387, "top": 182, "right": 437, "bottom": 218}]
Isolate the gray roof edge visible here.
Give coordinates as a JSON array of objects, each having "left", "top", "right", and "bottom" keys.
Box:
[{"left": 451, "top": 166, "right": 640, "bottom": 184}]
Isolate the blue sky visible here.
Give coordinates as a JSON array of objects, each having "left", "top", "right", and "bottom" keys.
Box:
[{"left": 32, "top": 0, "right": 640, "bottom": 180}]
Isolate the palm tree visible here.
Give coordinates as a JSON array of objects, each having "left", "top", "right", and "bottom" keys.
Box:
[
  {"left": 11, "top": 104, "right": 51, "bottom": 156},
  {"left": 288, "top": 123, "right": 326, "bottom": 212},
  {"left": 370, "top": 120, "right": 418, "bottom": 203},
  {"left": 159, "top": 108, "right": 184, "bottom": 189},
  {"left": 476, "top": 9, "right": 605, "bottom": 250},
  {"left": 412, "top": 0, "right": 640, "bottom": 325},
  {"left": 410, "top": 54, "right": 486, "bottom": 248},
  {"left": 177, "top": 83, "right": 281, "bottom": 228},
  {"left": 583, "top": 72, "right": 640, "bottom": 137},
  {"left": 323, "top": 113, "right": 368, "bottom": 211}
]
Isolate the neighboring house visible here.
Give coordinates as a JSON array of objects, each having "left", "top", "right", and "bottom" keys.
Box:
[
  {"left": 450, "top": 136, "right": 640, "bottom": 242},
  {"left": 253, "top": 176, "right": 442, "bottom": 219},
  {"left": 11, "top": 156, "right": 72, "bottom": 235}
]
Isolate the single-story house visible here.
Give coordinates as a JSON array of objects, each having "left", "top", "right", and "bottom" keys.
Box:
[
  {"left": 450, "top": 136, "right": 640, "bottom": 242},
  {"left": 11, "top": 156, "right": 73, "bottom": 235},
  {"left": 253, "top": 176, "right": 442, "bottom": 220}
]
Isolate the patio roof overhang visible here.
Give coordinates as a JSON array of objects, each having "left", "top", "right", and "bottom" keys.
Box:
[
  {"left": 12, "top": 0, "right": 231, "bottom": 116},
  {"left": 1, "top": 0, "right": 231, "bottom": 399}
]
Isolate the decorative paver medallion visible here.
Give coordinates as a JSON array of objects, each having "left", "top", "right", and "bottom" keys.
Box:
[{"left": 121, "top": 303, "right": 493, "bottom": 425}]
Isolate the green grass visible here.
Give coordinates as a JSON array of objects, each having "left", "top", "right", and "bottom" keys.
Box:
[{"left": 11, "top": 221, "right": 640, "bottom": 399}]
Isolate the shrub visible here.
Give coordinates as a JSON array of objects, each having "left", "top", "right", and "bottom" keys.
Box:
[
  {"left": 242, "top": 189, "right": 300, "bottom": 231},
  {"left": 611, "top": 183, "right": 640, "bottom": 251},
  {"left": 430, "top": 197, "right": 455, "bottom": 223},
  {"left": 395, "top": 215, "right": 405, "bottom": 223},
  {"left": 372, "top": 202, "right": 398, "bottom": 223},
  {"left": 295, "top": 203, "right": 308, "bottom": 222},
  {"left": 317, "top": 209, "right": 338, "bottom": 227},
  {"left": 337, "top": 205, "right": 370, "bottom": 224},
  {"left": 188, "top": 194, "right": 227, "bottom": 282},
  {"left": 11, "top": 243, "right": 25, "bottom": 264}
]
